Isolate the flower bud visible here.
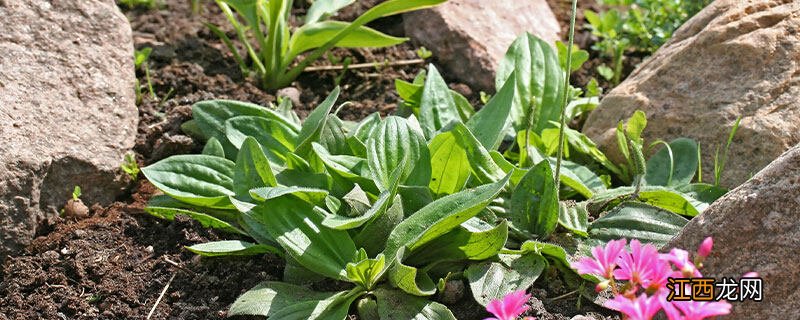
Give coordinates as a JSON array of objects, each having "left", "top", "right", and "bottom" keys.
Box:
[
  {"left": 596, "top": 280, "right": 610, "bottom": 292},
  {"left": 697, "top": 237, "right": 713, "bottom": 259}
]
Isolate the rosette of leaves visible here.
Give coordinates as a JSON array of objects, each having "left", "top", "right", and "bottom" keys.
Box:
[
  {"left": 209, "top": 0, "right": 445, "bottom": 89},
  {"left": 143, "top": 34, "right": 729, "bottom": 318}
]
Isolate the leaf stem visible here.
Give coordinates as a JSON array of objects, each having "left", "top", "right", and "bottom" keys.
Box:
[{"left": 554, "top": 0, "right": 578, "bottom": 188}]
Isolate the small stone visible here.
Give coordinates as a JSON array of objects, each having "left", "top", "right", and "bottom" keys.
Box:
[
  {"left": 449, "top": 83, "right": 473, "bottom": 98},
  {"left": 439, "top": 279, "right": 465, "bottom": 304},
  {"left": 582, "top": 0, "right": 800, "bottom": 188},
  {"left": 404, "top": 0, "right": 560, "bottom": 92},
  {"left": 144, "top": 245, "right": 154, "bottom": 253},
  {"left": 63, "top": 199, "right": 89, "bottom": 220},
  {"left": 60, "top": 247, "right": 70, "bottom": 255},
  {"left": 276, "top": 86, "right": 302, "bottom": 107}
]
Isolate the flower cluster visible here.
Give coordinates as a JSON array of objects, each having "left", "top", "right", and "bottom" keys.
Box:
[{"left": 571, "top": 237, "right": 733, "bottom": 320}]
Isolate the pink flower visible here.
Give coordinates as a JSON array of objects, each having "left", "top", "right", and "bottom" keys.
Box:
[
  {"left": 660, "top": 248, "right": 702, "bottom": 278},
  {"left": 614, "top": 240, "right": 662, "bottom": 288},
  {"left": 666, "top": 300, "right": 732, "bottom": 320},
  {"left": 605, "top": 293, "right": 662, "bottom": 320},
  {"left": 571, "top": 239, "right": 627, "bottom": 279},
  {"left": 697, "top": 237, "right": 713, "bottom": 259},
  {"left": 485, "top": 290, "right": 533, "bottom": 320}
]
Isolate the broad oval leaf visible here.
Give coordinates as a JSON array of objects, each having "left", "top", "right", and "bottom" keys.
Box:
[
  {"left": 589, "top": 202, "right": 688, "bottom": 248},
  {"left": 418, "top": 64, "right": 460, "bottom": 138},
  {"left": 558, "top": 201, "right": 589, "bottom": 237},
  {"left": 234, "top": 137, "right": 278, "bottom": 198},
  {"left": 366, "top": 116, "right": 431, "bottom": 191},
  {"left": 405, "top": 219, "right": 508, "bottom": 265},
  {"left": 374, "top": 288, "right": 456, "bottom": 320},
  {"left": 248, "top": 198, "right": 358, "bottom": 280},
  {"left": 142, "top": 155, "right": 236, "bottom": 209},
  {"left": 382, "top": 174, "right": 509, "bottom": 261},
  {"left": 305, "top": 0, "right": 354, "bottom": 24},
  {"left": 225, "top": 116, "right": 298, "bottom": 163},
  {"left": 510, "top": 160, "right": 559, "bottom": 238},
  {"left": 228, "top": 281, "right": 333, "bottom": 317},
  {"left": 645, "top": 138, "right": 699, "bottom": 187},
  {"left": 249, "top": 186, "right": 329, "bottom": 204},
  {"left": 427, "top": 131, "right": 470, "bottom": 197},
  {"left": 295, "top": 87, "right": 340, "bottom": 155},
  {"left": 465, "top": 252, "right": 547, "bottom": 306},
  {"left": 496, "top": 33, "right": 565, "bottom": 133}
]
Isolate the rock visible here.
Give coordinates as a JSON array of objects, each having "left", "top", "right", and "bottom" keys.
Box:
[
  {"left": 404, "top": 0, "right": 560, "bottom": 92},
  {"left": 582, "top": 0, "right": 800, "bottom": 188},
  {"left": 62, "top": 199, "right": 90, "bottom": 220},
  {"left": 666, "top": 143, "right": 800, "bottom": 319},
  {"left": 0, "top": 1, "right": 137, "bottom": 259},
  {"left": 276, "top": 86, "right": 302, "bottom": 107}
]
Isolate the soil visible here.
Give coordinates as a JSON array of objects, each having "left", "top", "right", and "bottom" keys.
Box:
[{"left": 1, "top": 0, "right": 620, "bottom": 319}]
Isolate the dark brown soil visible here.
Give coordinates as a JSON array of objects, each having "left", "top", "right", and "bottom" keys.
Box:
[{"left": 1, "top": 0, "right": 618, "bottom": 319}]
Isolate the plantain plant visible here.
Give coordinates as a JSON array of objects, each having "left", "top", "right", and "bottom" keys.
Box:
[
  {"left": 209, "top": 0, "right": 445, "bottom": 90},
  {"left": 142, "top": 30, "right": 730, "bottom": 317}
]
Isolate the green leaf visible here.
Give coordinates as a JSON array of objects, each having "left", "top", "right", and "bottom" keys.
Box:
[
  {"left": 287, "top": 21, "right": 406, "bottom": 66},
  {"left": 637, "top": 188, "right": 703, "bottom": 217},
  {"left": 225, "top": 116, "right": 298, "bottom": 163},
  {"left": 388, "top": 248, "right": 437, "bottom": 296},
  {"left": 228, "top": 281, "right": 333, "bottom": 317},
  {"left": 588, "top": 202, "right": 688, "bottom": 248},
  {"left": 451, "top": 123, "right": 507, "bottom": 184},
  {"left": 346, "top": 252, "right": 387, "bottom": 290},
  {"left": 355, "top": 195, "right": 404, "bottom": 256},
  {"left": 142, "top": 155, "right": 235, "bottom": 209},
  {"left": 296, "top": 87, "right": 340, "bottom": 155},
  {"left": 465, "top": 252, "right": 547, "bottom": 306},
  {"left": 367, "top": 116, "right": 431, "bottom": 191},
  {"left": 268, "top": 289, "right": 358, "bottom": 320},
  {"left": 510, "top": 161, "right": 559, "bottom": 238},
  {"left": 202, "top": 137, "right": 226, "bottom": 157},
  {"left": 427, "top": 131, "right": 470, "bottom": 197},
  {"left": 186, "top": 240, "right": 280, "bottom": 257},
  {"left": 305, "top": 0, "right": 354, "bottom": 24},
  {"left": 234, "top": 137, "right": 278, "bottom": 198},
  {"left": 145, "top": 202, "right": 244, "bottom": 235},
  {"left": 496, "top": 33, "right": 565, "bottom": 133},
  {"left": 645, "top": 138, "right": 698, "bottom": 187},
  {"left": 249, "top": 186, "right": 329, "bottom": 204},
  {"left": 626, "top": 110, "right": 647, "bottom": 144},
  {"left": 466, "top": 74, "right": 516, "bottom": 150},
  {"left": 249, "top": 199, "right": 357, "bottom": 280},
  {"left": 556, "top": 41, "right": 589, "bottom": 72},
  {"left": 675, "top": 183, "right": 727, "bottom": 206},
  {"left": 558, "top": 201, "right": 589, "bottom": 237},
  {"left": 193, "top": 99, "right": 299, "bottom": 157},
  {"left": 418, "top": 64, "right": 461, "bottom": 138},
  {"left": 405, "top": 219, "right": 508, "bottom": 265},
  {"left": 319, "top": 114, "right": 351, "bottom": 156},
  {"left": 374, "top": 288, "right": 456, "bottom": 320},
  {"left": 383, "top": 175, "right": 509, "bottom": 262}
]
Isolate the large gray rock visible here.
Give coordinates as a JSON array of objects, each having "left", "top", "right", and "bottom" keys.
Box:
[
  {"left": 666, "top": 143, "right": 800, "bottom": 319},
  {"left": 404, "top": 0, "right": 560, "bottom": 92},
  {"left": 0, "top": 1, "right": 137, "bottom": 259},
  {"left": 582, "top": 0, "right": 800, "bottom": 188}
]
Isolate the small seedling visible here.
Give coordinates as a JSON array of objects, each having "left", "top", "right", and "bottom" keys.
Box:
[
  {"left": 415, "top": 46, "right": 433, "bottom": 60},
  {"left": 134, "top": 47, "right": 156, "bottom": 102},
  {"left": 713, "top": 117, "right": 742, "bottom": 186},
  {"left": 72, "top": 186, "right": 82, "bottom": 201},
  {"left": 479, "top": 91, "right": 491, "bottom": 105},
  {"left": 121, "top": 153, "right": 140, "bottom": 181}
]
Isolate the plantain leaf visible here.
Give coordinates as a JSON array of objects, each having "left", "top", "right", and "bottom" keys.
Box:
[
  {"left": 645, "top": 138, "right": 698, "bottom": 187},
  {"left": 142, "top": 155, "right": 236, "bottom": 209},
  {"left": 496, "top": 33, "right": 565, "bottom": 133},
  {"left": 228, "top": 281, "right": 333, "bottom": 317},
  {"left": 374, "top": 288, "right": 456, "bottom": 320},
  {"left": 225, "top": 116, "right": 298, "bottom": 164},
  {"left": 465, "top": 252, "right": 547, "bottom": 306},
  {"left": 305, "top": 0, "right": 354, "bottom": 24},
  {"left": 418, "top": 65, "right": 461, "bottom": 138},
  {"left": 588, "top": 202, "right": 688, "bottom": 248},
  {"left": 295, "top": 87, "right": 340, "bottom": 155},
  {"left": 248, "top": 198, "right": 357, "bottom": 280},
  {"left": 427, "top": 131, "right": 470, "bottom": 197},
  {"left": 366, "top": 116, "right": 431, "bottom": 191},
  {"left": 465, "top": 73, "right": 516, "bottom": 150},
  {"left": 186, "top": 240, "right": 280, "bottom": 257},
  {"left": 510, "top": 160, "right": 559, "bottom": 238}
]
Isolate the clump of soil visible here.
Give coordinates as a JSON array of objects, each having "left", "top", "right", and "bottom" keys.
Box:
[{"left": 1, "top": 0, "right": 619, "bottom": 319}]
